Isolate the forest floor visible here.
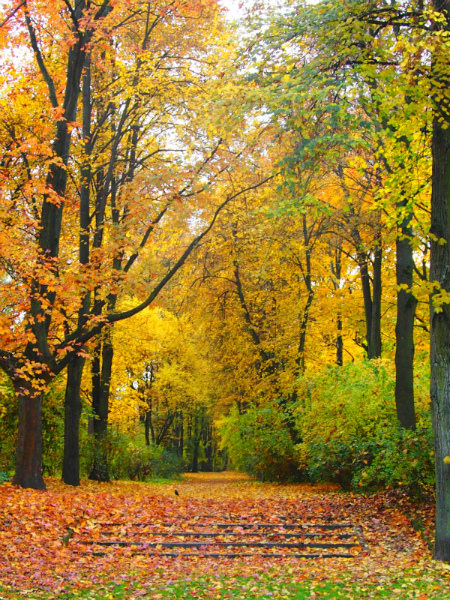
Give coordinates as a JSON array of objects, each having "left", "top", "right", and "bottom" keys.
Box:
[{"left": 0, "top": 472, "right": 449, "bottom": 599}]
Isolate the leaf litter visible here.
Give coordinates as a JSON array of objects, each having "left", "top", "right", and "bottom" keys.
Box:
[{"left": 0, "top": 472, "right": 448, "bottom": 597}]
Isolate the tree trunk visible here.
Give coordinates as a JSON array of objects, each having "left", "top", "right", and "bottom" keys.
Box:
[
  {"left": 430, "top": 70, "right": 450, "bottom": 563},
  {"left": 336, "top": 314, "right": 343, "bottom": 366},
  {"left": 296, "top": 214, "right": 315, "bottom": 373},
  {"left": 297, "top": 286, "right": 314, "bottom": 373},
  {"left": 395, "top": 227, "right": 417, "bottom": 430},
  {"left": 192, "top": 438, "right": 200, "bottom": 473},
  {"left": 369, "top": 239, "right": 382, "bottom": 359},
  {"left": 62, "top": 356, "right": 86, "bottom": 485},
  {"left": 204, "top": 422, "right": 213, "bottom": 471},
  {"left": 430, "top": 0, "right": 450, "bottom": 563},
  {"left": 144, "top": 410, "right": 153, "bottom": 446},
  {"left": 61, "top": 55, "right": 92, "bottom": 487},
  {"left": 12, "top": 380, "right": 45, "bottom": 490},
  {"left": 191, "top": 413, "right": 200, "bottom": 473},
  {"left": 13, "top": 7, "right": 92, "bottom": 491},
  {"left": 176, "top": 410, "right": 184, "bottom": 457},
  {"left": 330, "top": 246, "right": 343, "bottom": 366},
  {"left": 89, "top": 334, "right": 113, "bottom": 482},
  {"left": 352, "top": 225, "right": 382, "bottom": 360}
]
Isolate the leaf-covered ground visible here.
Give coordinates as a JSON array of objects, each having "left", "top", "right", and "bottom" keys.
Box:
[{"left": 0, "top": 472, "right": 449, "bottom": 599}]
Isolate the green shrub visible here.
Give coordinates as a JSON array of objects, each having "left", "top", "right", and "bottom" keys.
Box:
[
  {"left": 305, "top": 437, "right": 379, "bottom": 490},
  {"left": 353, "top": 418, "right": 434, "bottom": 492},
  {"left": 0, "top": 471, "right": 11, "bottom": 483},
  {"left": 220, "top": 402, "right": 300, "bottom": 481},
  {"left": 107, "top": 430, "right": 182, "bottom": 481},
  {"left": 295, "top": 360, "right": 434, "bottom": 492}
]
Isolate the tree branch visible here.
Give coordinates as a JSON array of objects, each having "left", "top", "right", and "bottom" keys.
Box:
[
  {"left": 0, "top": 0, "right": 25, "bottom": 28},
  {"left": 24, "top": 4, "right": 58, "bottom": 108},
  {"left": 54, "top": 175, "right": 274, "bottom": 372}
]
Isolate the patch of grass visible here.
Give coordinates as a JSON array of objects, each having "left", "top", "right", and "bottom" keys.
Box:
[
  {"left": 2, "top": 570, "right": 450, "bottom": 600},
  {"left": 142, "top": 576, "right": 450, "bottom": 599}
]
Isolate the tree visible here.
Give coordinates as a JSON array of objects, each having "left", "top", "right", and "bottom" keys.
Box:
[
  {"left": 58, "top": 0, "right": 229, "bottom": 484},
  {"left": 429, "top": 0, "right": 450, "bottom": 563},
  {"left": 109, "top": 305, "right": 215, "bottom": 463},
  {"left": 0, "top": 0, "right": 272, "bottom": 488},
  {"left": 0, "top": 0, "right": 114, "bottom": 489},
  {"left": 246, "top": 0, "right": 434, "bottom": 426}
]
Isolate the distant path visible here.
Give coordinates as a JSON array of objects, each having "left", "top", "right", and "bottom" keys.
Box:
[{"left": 164, "top": 470, "right": 340, "bottom": 501}]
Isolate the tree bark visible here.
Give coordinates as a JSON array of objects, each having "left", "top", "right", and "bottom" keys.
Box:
[
  {"left": 336, "top": 315, "right": 343, "bottom": 366},
  {"left": 331, "top": 247, "right": 344, "bottom": 366},
  {"left": 89, "top": 334, "right": 113, "bottom": 482},
  {"left": 430, "top": 0, "right": 450, "bottom": 563},
  {"left": 351, "top": 221, "right": 382, "bottom": 360},
  {"left": 430, "top": 68, "right": 450, "bottom": 564},
  {"left": 62, "top": 54, "right": 92, "bottom": 486},
  {"left": 430, "top": 119, "right": 450, "bottom": 563},
  {"left": 144, "top": 410, "right": 153, "bottom": 446},
  {"left": 395, "top": 224, "right": 417, "bottom": 430},
  {"left": 62, "top": 356, "right": 85, "bottom": 486},
  {"left": 13, "top": 2, "right": 112, "bottom": 490},
  {"left": 12, "top": 379, "right": 45, "bottom": 490},
  {"left": 296, "top": 219, "right": 314, "bottom": 373},
  {"left": 175, "top": 410, "right": 184, "bottom": 457},
  {"left": 369, "top": 237, "right": 382, "bottom": 359}
]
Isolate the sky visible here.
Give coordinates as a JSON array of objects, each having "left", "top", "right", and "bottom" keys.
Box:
[{"left": 218, "top": 0, "right": 246, "bottom": 19}]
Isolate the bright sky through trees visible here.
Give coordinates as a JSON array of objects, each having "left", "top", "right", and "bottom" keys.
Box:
[{"left": 218, "top": 0, "right": 245, "bottom": 18}]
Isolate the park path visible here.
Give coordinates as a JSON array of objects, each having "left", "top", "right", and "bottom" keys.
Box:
[
  {"left": 70, "top": 471, "right": 367, "bottom": 560},
  {"left": 0, "top": 472, "right": 430, "bottom": 593}
]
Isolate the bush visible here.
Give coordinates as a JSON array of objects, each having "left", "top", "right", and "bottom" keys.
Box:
[
  {"left": 0, "top": 380, "right": 17, "bottom": 473},
  {"left": 305, "top": 437, "right": 378, "bottom": 490},
  {"left": 304, "top": 420, "right": 434, "bottom": 492},
  {"left": 220, "top": 402, "right": 300, "bottom": 481},
  {"left": 107, "top": 430, "right": 182, "bottom": 481},
  {"left": 295, "top": 360, "right": 434, "bottom": 492},
  {"left": 352, "top": 419, "right": 434, "bottom": 493},
  {"left": 0, "top": 471, "right": 11, "bottom": 484}
]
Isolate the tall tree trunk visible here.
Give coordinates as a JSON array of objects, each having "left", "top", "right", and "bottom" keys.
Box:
[
  {"left": 13, "top": 5, "right": 96, "bottom": 490},
  {"left": 430, "top": 120, "right": 450, "bottom": 563},
  {"left": 351, "top": 223, "right": 382, "bottom": 360},
  {"left": 192, "top": 438, "right": 200, "bottom": 473},
  {"left": 89, "top": 334, "right": 114, "bottom": 482},
  {"left": 191, "top": 413, "right": 200, "bottom": 473},
  {"left": 336, "top": 315, "right": 343, "bottom": 366},
  {"left": 430, "top": 51, "right": 450, "bottom": 563},
  {"left": 177, "top": 410, "right": 184, "bottom": 457},
  {"left": 395, "top": 222, "right": 417, "bottom": 430},
  {"left": 62, "top": 356, "right": 86, "bottom": 485},
  {"left": 12, "top": 380, "right": 45, "bottom": 490},
  {"left": 296, "top": 215, "right": 315, "bottom": 374},
  {"left": 204, "top": 422, "right": 213, "bottom": 471},
  {"left": 369, "top": 238, "right": 382, "bottom": 359},
  {"left": 330, "top": 245, "right": 343, "bottom": 366},
  {"left": 430, "top": 0, "right": 450, "bottom": 563},
  {"left": 144, "top": 410, "right": 153, "bottom": 446},
  {"left": 61, "top": 54, "right": 92, "bottom": 486}
]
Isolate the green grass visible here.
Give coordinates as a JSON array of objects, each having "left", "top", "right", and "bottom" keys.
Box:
[{"left": 2, "top": 571, "right": 450, "bottom": 600}]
